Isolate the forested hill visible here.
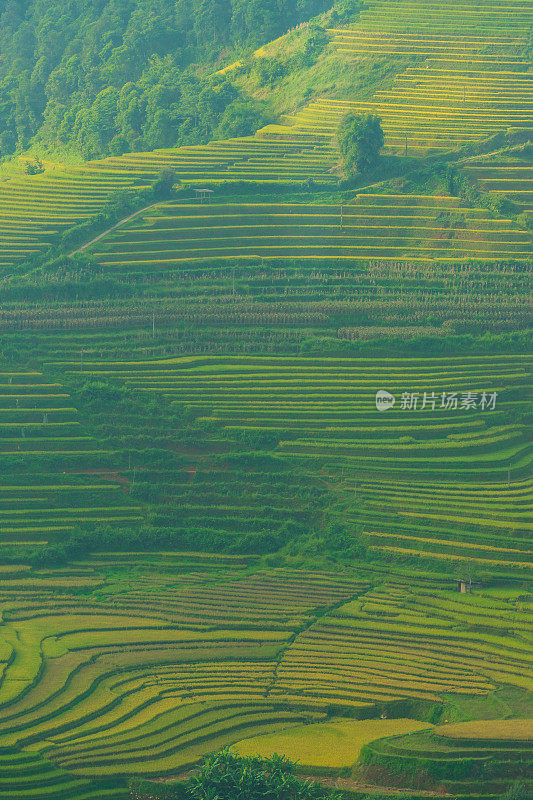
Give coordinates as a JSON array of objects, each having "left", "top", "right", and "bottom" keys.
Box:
[{"left": 0, "top": 0, "right": 353, "bottom": 161}]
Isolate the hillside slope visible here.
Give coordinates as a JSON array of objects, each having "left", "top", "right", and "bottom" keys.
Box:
[
  {"left": 0, "top": 0, "right": 345, "bottom": 160},
  {"left": 0, "top": 0, "right": 531, "bottom": 274}
]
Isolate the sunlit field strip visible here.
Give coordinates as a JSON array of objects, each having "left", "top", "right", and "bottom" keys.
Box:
[{"left": 90, "top": 193, "right": 532, "bottom": 265}]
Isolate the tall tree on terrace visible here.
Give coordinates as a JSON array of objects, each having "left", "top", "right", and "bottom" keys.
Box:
[{"left": 337, "top": 112, "right": 384, "bottom": 176}]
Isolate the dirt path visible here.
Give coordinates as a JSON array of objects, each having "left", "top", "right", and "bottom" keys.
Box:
[
  {"left": 155, "top": 772, "right": 449, "bottom": 796},
  {"left": 311, "top": 775, "right": 451, "bottom": 796},
  {"left": 69, "top": 201, "right": 160, "bottom": 256},
  {"left": 68, "top": 468, "right": 131, "bottom": 485}
]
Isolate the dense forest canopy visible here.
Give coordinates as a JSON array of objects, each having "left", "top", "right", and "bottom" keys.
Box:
[{"left": 0, "top": 0, "right": 341, "bottom": 160}]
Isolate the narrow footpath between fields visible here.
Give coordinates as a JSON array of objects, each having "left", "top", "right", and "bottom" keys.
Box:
[{"left": 69, "top": 201, "right": 160, "bottom": 256}]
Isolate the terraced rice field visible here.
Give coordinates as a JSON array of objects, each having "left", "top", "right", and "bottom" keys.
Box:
[
  {"left": 463, "top": 151, "right": 533, "bottom": 212},
  {"left": 57, "top": 354, "right": 532, "bottom": 575},
  {"left": 0, "top": 0, "right": 531, "bottom": 795},
  {"left": 0, "top": 168, "right": 138, "bottom": 272},
  {"left": 311, "top": 0, "right": 533, "bottom": 154},
  {"left": 276, "top": 65, "right": 533, "bottom": 153},
  {"left": 2, "top": 0, "right": 532, "bottom": 274},
  {"left": 0, "top": 139, "right": 336, "bottom": 275},
  {"left": 91, "top": 194, "right": 533, "bottom": 265},
  {"left": 275, "top": 583, "right": 533, "bottom": 710},
  {"left": 0, "top": 556, "right": 366, "bottom": 778},
  {"left": 231, "top": 717, "right": 431, "bottom": 767},
  {"left": 89, "top": 138, "right": 337, "bottom": 184},
  {"left": 359, "top": 477, "right": 532, "bottom": 571},
  {"left": 329, "top": 30, "right": 528, "bottom": 63},
  {"left": 329, "top": 0, "right": 533, "bottom": 60},
  {"left": 0, "top": 749, "right": 128, "bottom": 800},
  {"left": 266, "top": 0, "right": 533, "bottom": 151},
  {"left": 436, "top": 717, "right": 533, "bottom": 741},
  {"left": 0, "top": 555, "right": 530, "bottom": 793},
  {"left": 0, "top": 371, "right": 142, "bottom": 548},
  {"left": 360, "top": 717, "right": 533, "bottom": 795},
  {"left": 1, "top": 247, "right": 529, "bottom": 340},
  {"left": 345, "top": 0, "right": 533, "bottom": 39}
]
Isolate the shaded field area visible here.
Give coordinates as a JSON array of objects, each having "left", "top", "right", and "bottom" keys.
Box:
[
  {"left": 0, "top": 371, "right": 142, "bottom": 549},
  {"left": 55, "top": 353, "right": 532, "bottom": 574}
]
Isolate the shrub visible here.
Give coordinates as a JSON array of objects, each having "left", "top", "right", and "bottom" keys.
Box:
[
  {"left": 152, "top": 168, "right": 178, "bottom": 197},
  {"left": 129, "top": 752, "right": 343, "bottom": 799},
  {"left": 215, "top": 101, "right": 269, "bottom": 139},
  {"left": 24, "top": 156, "right": 45, "bottom": 175},
  {"left": 130, "top": 777, "right": 187, "bottom": 799},
  {"left": 255, "top": 60, "right": 287, "bottom": 87},
  {"left": 330, "top": 0, "right": 362, "bottom": 24},
  {"left": 503, "top": 781, "right": 531, "bottom": 800},
  {"left": 187, "top": 749, "right": 342, "bottom": 800}
]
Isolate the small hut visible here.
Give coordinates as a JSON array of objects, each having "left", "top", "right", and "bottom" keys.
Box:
[
  {"left": 457, "top": 579, "right": 481, "bottom": 593},
  {"left": 193, "top": 188, "right": 214, "bottom": 203}
]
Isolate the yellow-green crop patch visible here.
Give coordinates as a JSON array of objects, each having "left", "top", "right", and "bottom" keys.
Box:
[
  {"left": 91, "top": 196, "right": 532, "bottom": 265},
  {"left": 231, "top": 717, "right": 431, "bottom": 767},
  {"left": 0, "top": 556, "right": 527, "bottom": 786},
  {"left": 435, "top": 717, "right": 533, "bottom": 741}
]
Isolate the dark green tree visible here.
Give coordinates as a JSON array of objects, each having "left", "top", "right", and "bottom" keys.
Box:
[
  {"left": 151, "top": 168, "right": 177, "bottom": 196},
  {"left": 231, "top": 0, "right": 281, "bottom": 45},
  {"left": 337, "top": 112, "right": 384, "bottom": 175},
  {"left": 215, "top": 100, "right": 267, "bottom": 139},
  {"left": 194, "top": 0, "right": 231, "bottom": 49}
]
